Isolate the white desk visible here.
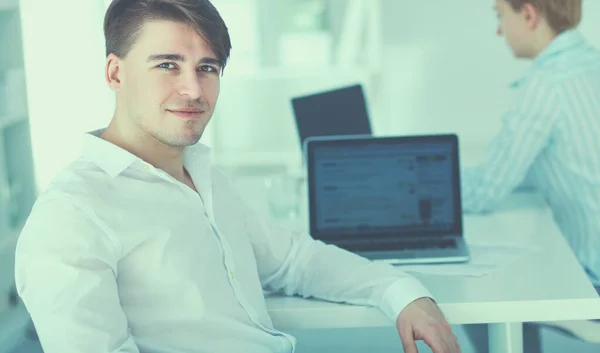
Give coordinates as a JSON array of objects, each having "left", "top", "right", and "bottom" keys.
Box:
[
  {"left": 263, "top": 193, "right": 600, "bottom": 353},
  {"left": 228, "top": 147, "right": 600, "bottom": 353}
]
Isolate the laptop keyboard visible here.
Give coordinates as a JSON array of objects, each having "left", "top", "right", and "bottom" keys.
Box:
[{"left": 340, "top": 238, "right": 457, "bottom": 252}]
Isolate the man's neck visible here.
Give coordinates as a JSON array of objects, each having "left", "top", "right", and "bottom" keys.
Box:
[
  {"left": 101, "top": 119, "right": 187, "bottom": 183},
  {"left": 530, "top": 29, "right": 558, "bottom": 59}
]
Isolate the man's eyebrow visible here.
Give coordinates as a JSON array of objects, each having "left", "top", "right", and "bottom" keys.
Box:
[
  {"left": 147, "top": 54, "right": 185, "bottom": 62},
  {"left": 198, "top": 57, "right": 221, "bottom": 67},
  {"left": 146, "top": 54, "right": 221, "bottom": 67}
]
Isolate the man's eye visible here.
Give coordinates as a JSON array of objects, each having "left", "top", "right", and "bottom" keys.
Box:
[
  {"left": 198, "top": 65, "right": 219, "bottom": 73},
  {"left": 158, "top": 63, "right": 176, "bottom": 70}
]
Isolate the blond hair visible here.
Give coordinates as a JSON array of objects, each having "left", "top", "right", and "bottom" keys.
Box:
[{"left": 506, "top": 0, "right": 582, "bottom": 33}]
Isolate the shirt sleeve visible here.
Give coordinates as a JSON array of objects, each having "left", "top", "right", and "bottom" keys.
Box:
[
  {"left": 235, "top": 190, "right": 434, "bottom": 322},
  {"left": 461, "top": 73, "right": 561, "bottom": 213},
  {"left": 15, "top": 196, "right": 140, "bottom": 353}
]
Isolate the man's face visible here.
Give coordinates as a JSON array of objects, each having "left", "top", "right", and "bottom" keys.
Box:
[
  {"left": 494, "top": 0, "right": 535, "bottom": 58},
  {"left": 110, "top": 20, "right": 221, "bottom": 148}
]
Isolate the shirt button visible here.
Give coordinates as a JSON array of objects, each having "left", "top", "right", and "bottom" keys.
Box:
[
  {"left": 229, "top": 271, "right": 235, "bottom": 280},
  {"left": 143, "top": 164, "right": 150, "bottom": 171}
]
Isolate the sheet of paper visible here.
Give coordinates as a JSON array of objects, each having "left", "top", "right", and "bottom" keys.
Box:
[{"left": 395, "top": 245, "right": 537, "bottom": 277}]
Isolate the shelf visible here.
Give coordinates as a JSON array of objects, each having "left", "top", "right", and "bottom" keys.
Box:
[
  {"left": 211, "top": 141, "right": 491, "bottom": 175},
  {"left": 0, "top": 3, "right": 17, "bottom": 13},
  {"left": 0, "top": 8, "right": 24, "bottom": 69},
  {"left": 213, "top": 150, "right": 305, "bottom": 176},
  {"left": 222, "top": 65, "right": 377, "bottom": 82},
  {"left": 0, "top": 115, "right": 27, "bottom": 129},
  {"left": 0, "top": 5, "right": 34, "bottom": 351},
  {"left": 0, "top": 301, "right": 28, "bottom": 353},
  {"left": 0, "top": 0, "right": 17, "bottom": 8},
  {"left": 0, "top": 224, "right": 22, "bottom": 330},
  {"left": 0, "top": 225, "right": 20, "bottom": 255}
]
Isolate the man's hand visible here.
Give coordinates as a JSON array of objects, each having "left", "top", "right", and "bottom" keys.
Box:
[{"left": 396, "top": 297, "right": 460, "bottom": 353}]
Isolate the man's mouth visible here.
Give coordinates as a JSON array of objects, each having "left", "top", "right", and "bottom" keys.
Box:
[{"left": 167, "top": 109, "right": 204, "bottom": 119}]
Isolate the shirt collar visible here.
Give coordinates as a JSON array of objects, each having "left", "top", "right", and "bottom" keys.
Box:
[
  {"left": 533, "top": 29, "right": 586, "bottom": 67},
  {"left": 509, "top": 29, "right": 586, "bottom": 88},
  {"left": 82, "top": 128, "right": 212, "bottom": 178}
]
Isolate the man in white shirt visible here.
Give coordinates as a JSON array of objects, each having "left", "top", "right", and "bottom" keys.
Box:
[{"left": 14, "top": 1, "right": 460, "bottom": 352}]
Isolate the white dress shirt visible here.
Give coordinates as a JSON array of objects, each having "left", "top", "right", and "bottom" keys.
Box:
[{"left": 15, "top": 130, "right": 433, "bottom": 353}]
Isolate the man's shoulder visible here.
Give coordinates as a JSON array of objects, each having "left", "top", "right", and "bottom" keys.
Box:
[
  {"left": 34, "top": 157, "right": 119, "bottom": 217},
  {"left": 41, "top": 157, "right": 109, "bottom": 198},
  {"left": 533, "top": 45, "right": 600, "bottom": 84},
  {"left": 23, "top": 157, "right": 138, "bottom": 244},
  {"left": 18, "top": 159, "right": 122, "bottom": 258}
]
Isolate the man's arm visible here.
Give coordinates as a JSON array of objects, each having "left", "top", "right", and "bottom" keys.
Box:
[
  {"left": 249, "top": 217, "right": 432, "bottom": 318},
  {"left": 15, "top": 196, "right": 140, "bottom": 353},
  {"left": 461, "top": 74, "right": 561, "bottom": 213},
  {"left": 213, "top": 170, "right": 460, "bottom": 349},
  {"left": 234, "top": 190, "right": 458, "bottom": 351}
]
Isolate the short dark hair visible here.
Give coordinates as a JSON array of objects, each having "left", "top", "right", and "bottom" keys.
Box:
[{"left": 103, "top": 0, "right": 231, "bottom": 69}]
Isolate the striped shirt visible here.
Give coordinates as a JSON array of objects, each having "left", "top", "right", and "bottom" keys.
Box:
[{"left": 461, "top": 29, "right": 600, "bottom": 285}]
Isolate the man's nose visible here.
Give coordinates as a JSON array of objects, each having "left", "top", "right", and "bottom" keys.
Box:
[{"left": 179, "top": 72, "right": 204, "bottom": 100}]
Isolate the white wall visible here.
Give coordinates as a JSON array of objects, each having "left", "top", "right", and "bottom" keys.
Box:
[
  {"left": 15, "top": 0, "right": 600, "bottom": 190},
  {"left": 376, "top": 0, "right": 600, "bottom": 147},
  {"left": 19, "top": 0, "right": 113, "bottom": 191},
  {"left": 201, "top": 0, "right": 376, "bottom": 167},
  {"left": 209, "top": 0, "right": 600, "bottom": 167}
]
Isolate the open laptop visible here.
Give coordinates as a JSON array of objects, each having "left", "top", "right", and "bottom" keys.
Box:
[
  {"left": 304, "top": 134, "right": 470, "bottom": 265},
  {"left": 291, "top": 84, "right": 372, "bottom": 147}
]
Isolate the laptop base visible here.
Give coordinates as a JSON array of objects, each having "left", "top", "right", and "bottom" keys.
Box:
[{"left": 356, "top": 237, "right": 470, "bottom": 265}]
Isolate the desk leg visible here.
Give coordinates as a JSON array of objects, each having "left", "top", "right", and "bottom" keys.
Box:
[{"left": 488, "top": 322, "right": 523, "bottom": 353}]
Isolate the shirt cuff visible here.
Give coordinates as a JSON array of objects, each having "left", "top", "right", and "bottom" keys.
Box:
[{"left": 378, "top": 277, "right": 435, "bottom": 322}]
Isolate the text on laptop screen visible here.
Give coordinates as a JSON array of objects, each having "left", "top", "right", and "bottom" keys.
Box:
[{"left": 312, "top": 141, "right": 456, "bottom": 236}]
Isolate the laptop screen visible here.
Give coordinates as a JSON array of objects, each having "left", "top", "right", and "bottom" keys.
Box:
[
  {"left": 307, "top": 135, "right": 462, "bottom": 239},
  {"left": 291, "top": 84, "right": 372, "bottom": 146}
]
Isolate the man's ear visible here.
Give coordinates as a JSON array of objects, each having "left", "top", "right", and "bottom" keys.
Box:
[
  {"left": 521, "top": 3, "right": 542, "bottom": 29},
  {"left": 106, "top": 53, "right": 123, "bottom": 92}
]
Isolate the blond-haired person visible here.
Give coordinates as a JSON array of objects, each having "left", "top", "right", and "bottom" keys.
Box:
[
  {"left": 463, "top": 1, "right": 600, "bottom": 350},
  {"left": 463, "top": 0, "right": 600, "bottom": 292}
]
